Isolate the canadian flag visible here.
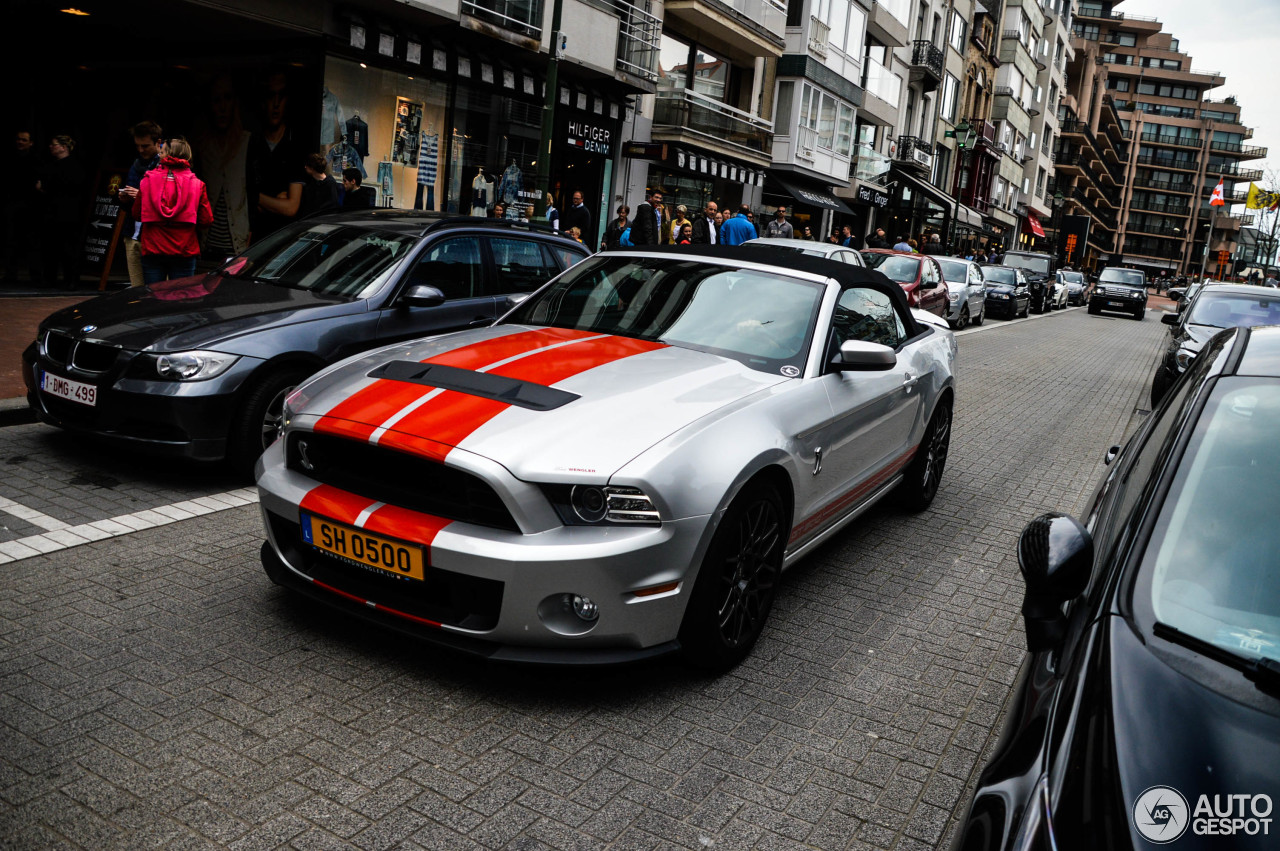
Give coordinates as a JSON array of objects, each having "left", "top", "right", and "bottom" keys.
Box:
[{"left": 1210, "top": 178, "right": 1226, "bottom": 206}]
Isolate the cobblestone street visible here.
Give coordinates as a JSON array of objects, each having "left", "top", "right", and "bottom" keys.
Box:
[{"left": 0, "top": 307, "right": 1168, "bottom": 850}]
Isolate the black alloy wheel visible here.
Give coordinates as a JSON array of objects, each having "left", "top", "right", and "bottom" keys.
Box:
[
  {"left": 898, "top": 401, "right": 952, "bottom": 512},
  {"left": 229, "top": 367, "right": 311, "bottom": 478},
  {"left": 680, "top": 482, "right": 785, "bottom": 670},
  {"left": 954, "top": 305, "right": 970, "bottom": 330}
]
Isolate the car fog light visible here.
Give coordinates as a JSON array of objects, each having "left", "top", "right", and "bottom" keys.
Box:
[
  {"left": 569, "top": 594, "right": 599, "bottom": 622},
  {"left": 571, "top": 485, "right": 608, "bottom": 522}
]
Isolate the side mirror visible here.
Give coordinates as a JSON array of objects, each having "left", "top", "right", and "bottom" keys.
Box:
[
  {"left": 1161, "top": 313, "right": 1180, "bottom": 326},
  {"left": 833, "top": 340, "right": 897, "bottom": 371},
  {"left": 1018, "top": 513, "right": 1094, "bottom": 653},
  {"left": 1104, "top": 445, "right": 1120, "bottom": 465},
  {"left": 506, "top": 292, "right": 532, "bottom": 308},
  {"left": 401, "top": 284, "right": 446, "bottom": 308}
]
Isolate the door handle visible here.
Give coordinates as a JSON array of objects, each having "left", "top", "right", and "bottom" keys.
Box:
[{"left": 903, "top": 373, "right": 919, "bottom": 390}]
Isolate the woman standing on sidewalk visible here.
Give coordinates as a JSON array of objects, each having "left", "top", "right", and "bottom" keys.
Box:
[{"left": 133, "top": 138, "right": 213, "bottom": 283}]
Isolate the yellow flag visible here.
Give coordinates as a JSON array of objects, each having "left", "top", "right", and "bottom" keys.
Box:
[{"left": 1246, "top": 182, "right": 1280, "bottom": 210}]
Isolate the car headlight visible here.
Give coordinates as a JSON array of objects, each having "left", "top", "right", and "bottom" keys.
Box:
[
  {"left": 994, "top": 293, "right": 1010, "bottom": 299},
  {"left": 281, "top": 385, "right": 311, "bottom": 432},
  {"left": 154, "top": 350, "right": 239, "bottom": 381},
  {"left": 1175, "top": 347, "right": 1197, "bottom": 371},
  {"left": 543, "top": 484, "right": 662, "bottom": 526}
]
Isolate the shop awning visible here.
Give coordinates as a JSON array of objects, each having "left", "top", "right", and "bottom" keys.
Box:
[
  {"left": 1026, "top": 209, "right": 1046, "bottom": 237},
  {"left": 955, "top": 204, "right": 984, "bottom": 227},
  {"left": 773, "top": 174, "right": 855, "bottom": 214},
  {"left": 892, "top": 167, "right": 956, "bottom": 218}
]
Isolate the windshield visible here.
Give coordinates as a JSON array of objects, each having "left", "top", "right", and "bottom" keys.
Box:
[
  {"left": 1002, "top": 253, "right": 1051, "bottom": 275},
  {"left": 936, "top": 259, "right": 971, "bottom": 282},
  {"left": 1061, "top": 272, "right": 1084, "bottom": 284},
  {"left": 862, "top": 253, "right": 920, "bottom": 283},
  {"left": 502, "top": 256, "right": 823, "bottom": 374},
  {"left": 982, "top": 267, "right": 1018, "bottom": 285},
  {"left": 1187, "top": 293, "right": 1280, "bottom": 328},
  {"left": 222, "top": 222, "right": 418, "bottom": 298},
  {"left": 1099, "top": 268, "right": 1145, "bottom": 287},
  {"left": 1148, "top": 378, "right": 1280, "bottom": 664}
]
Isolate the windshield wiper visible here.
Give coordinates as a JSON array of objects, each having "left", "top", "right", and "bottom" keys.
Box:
[{"left": 1154, "top": 621, "right": 1280, "bottom": 694}]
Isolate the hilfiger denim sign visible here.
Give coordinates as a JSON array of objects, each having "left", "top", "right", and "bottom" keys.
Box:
[{"left": 567, "top": 121, "right": 613, "bottom": 155}]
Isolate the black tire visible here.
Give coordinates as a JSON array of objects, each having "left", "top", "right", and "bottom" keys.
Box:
[
  {"left": 680, "top": 481, "right": 786, "bottom": 671},
  {"left": 972, "top": 302, "right": 985, "bottom": 326},
  {"left": 229, "top": 366, "right": 312, "bottom": 478},
  {"left": 1088, "top": 300, "right": 1101, "bottom": 315},
  {"left": 1150, "top": 374, "right": 1169, "bottom": 409},
  {"left": 1134, "top": 307, "right": 1145, "bottom": 321},
  {"left": 897, "top": 400, "right": 952, "bottom": 512},
  {"left": 1021, "top": 300, "right": 1030, "bottom": 318}
]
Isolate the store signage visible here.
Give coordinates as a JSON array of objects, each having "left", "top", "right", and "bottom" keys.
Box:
[
  {"left": 624, "top": 141, "right": 667, "bottom": 159},
  {"left": 857, "top": 185, "right": 890, "bottom": 208},
  {"left": 567, "top": 120, "right": 614, "bottom": 155}
]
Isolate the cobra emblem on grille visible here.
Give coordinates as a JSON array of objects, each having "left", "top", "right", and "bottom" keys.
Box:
[{"left": 298, "top": 439, "right": 315, "bottom": 472}]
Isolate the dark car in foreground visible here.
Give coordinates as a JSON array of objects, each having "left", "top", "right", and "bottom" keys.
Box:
[
  {"left": 1088, "top": 267, "right": 1148, "bottom": 319},
  {"left": 951, "top": 325, "right": 1280, "bottom": 851},
  {"left": 981, "top": 266, "right": 1030, "bottom": 318},
  {"left": 1150, "top": 283, "right": 1280, "bottom": 405},
  {"left": 22, "top": 213, "right": 590, "bottom": 473},
  {"left": 860, "top": 249, "right": 949, "bottom": 317}
]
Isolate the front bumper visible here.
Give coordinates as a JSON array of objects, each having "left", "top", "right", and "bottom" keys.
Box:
[
  {"left": 22, "top": 343, "right": 262, "bottom": 461},
  {"left": 255, "top": 439, "right": 710, "bottom": 663},
  {"left": 1089, "top": 291, "right": 1145, "bottom": 313},
  {"left": 984, "top": 294, "right": 1018, "bottom": 316}
]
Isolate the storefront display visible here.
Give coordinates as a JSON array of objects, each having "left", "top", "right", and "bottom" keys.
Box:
[
  {"left": 321, "top": 56, "right": 446, "bottom": 210},
  {"left": 447, "top": 85, "right": 541, "bottom": 221}
]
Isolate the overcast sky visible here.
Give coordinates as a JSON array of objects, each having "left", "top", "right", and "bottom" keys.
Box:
[{"left": 1121, "top": 0, "right": 1279, "bottom": 186}]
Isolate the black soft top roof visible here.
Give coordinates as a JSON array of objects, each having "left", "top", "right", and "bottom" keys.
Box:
[{"left": 611, "top": 244, "right": 923, "bottom": 338}]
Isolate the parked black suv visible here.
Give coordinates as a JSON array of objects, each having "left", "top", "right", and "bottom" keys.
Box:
[
  {"left": 1000, "top": 250, "right": 1055, "bottom": 313},
  {"left": 23, "top": 212, "right": 591, "bottom": 474},
  {"left": 1088, "top": 267, "right": 1148, "bottom": 319}
]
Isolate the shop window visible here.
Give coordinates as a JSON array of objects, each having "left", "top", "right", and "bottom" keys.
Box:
[
  {"left": 413, "top": 237, "right": 484, "bottom": 300},
  {"left": 490, "top": 238, "right": 560, "bottom": 294}
]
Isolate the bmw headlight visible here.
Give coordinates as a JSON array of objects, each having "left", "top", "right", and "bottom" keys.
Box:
[
  {"left": 543, "top": 484, "right": 662, "bottom": 526},
  {"left": 1175, "top": 347, "right": 1197, "bottom": 371},
  {"left": 154, "top": 350, "right": 239, "bottom": 381}
]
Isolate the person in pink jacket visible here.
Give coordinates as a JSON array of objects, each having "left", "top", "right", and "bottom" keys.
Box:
[{"left": 132, "top": 137, "right": 213, "bottom": 284}]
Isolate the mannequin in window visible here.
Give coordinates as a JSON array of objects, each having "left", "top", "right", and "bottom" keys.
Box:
[{"left": 470, "top": 166, "right": 492, "bottom": 217}]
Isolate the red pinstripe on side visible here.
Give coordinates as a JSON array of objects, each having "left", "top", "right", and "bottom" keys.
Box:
[
  {"left": 309, "top": 579, "right": 445, "bottom": 629},
  {"left": 788, "top": 444, "right": 919, "bottom": 544},
  {"left": 315, "top": 328, "right": 600, "bottom": 442}
]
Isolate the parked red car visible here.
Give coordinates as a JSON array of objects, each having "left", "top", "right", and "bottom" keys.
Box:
[{"left": 860, "top": 250, "right": 949, "bottom": 317}]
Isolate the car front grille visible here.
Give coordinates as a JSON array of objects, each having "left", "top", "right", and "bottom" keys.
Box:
[
  {"left": 267, "top": 513, "right": 504, "bottom": 630},
  {"left": 287, "top": 431, "right": 519, "bottom": 532},
  {"left": 42, "top": 331, "right": 121, "bottom": 373}
]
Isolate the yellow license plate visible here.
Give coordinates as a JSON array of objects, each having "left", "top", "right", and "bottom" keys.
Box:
[{"left": 301, "top": 512, "right": 426, "bottom": 581}]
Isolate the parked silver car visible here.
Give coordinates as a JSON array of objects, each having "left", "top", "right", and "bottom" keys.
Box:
[
  {"left": 257, "top": 247, "right": 957, "bottom": 669},
  {"left": 936, "top": 256, "right": 987, "bottom": 329},
  {"left": 744, "top": 237, "right": 867, "bottom": 266}
]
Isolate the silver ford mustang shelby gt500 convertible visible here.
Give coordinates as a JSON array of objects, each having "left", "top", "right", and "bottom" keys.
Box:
[{"left": 257, "top": 246, "right": 957, "bottom": 668}]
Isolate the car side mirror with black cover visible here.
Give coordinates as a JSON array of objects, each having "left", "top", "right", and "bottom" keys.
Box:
[
  {"left": 1018, "top": 513, "right": 1094, "bottom": 653},
  {"left": 401, "top": 284, "right": 447, "bottom": 308},
  {"left": 1162, "top": 313, "right": 1180, "bottom": 326},
  {"left": 833, "top": 340, "right": 897, "bottom": 371}
]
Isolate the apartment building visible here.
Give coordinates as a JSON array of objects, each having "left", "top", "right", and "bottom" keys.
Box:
[
  {"left": 1072, "top": 0, "right": 1266, "bottom": 278},
  {"left": 950, "top": 2, "right": 1005, "bottom": 253}
]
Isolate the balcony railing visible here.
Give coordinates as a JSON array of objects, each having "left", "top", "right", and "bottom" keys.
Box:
[
  {"left": 614, "top": 0, "right": 662, "bottom": 81},
  {"left": 909, "top": 40, "right": 944, "bottom": 82},
  {"left": 808, "top": 15, "right": 830, "bottom": 58},
  {"left": 1129, "top": 197, "right": 1190, "bottom": 216},
  {"left": 1141, "top": 131, "right": 1202, "bottom": 149},
  {"left": 794, "top": 125, "right": 818, "bottom": 161},
  {"left": 896, "top": 135, "right": 934, "bottom": 171},
  {"left": 1126, "top": 222, "right": 1183, "bottom": 238},
  {"left": 1210, "top": 140, "right": 1269, "bottom": 158},
  {"left": 1132, "top": 175, "right": 1192, "bottom": 193},
  {"left": 863, "top": 57, "right": 902, "bottom": 108},
  {"left": 1136, "top": 154, "right": 1197, "bottom": 170},
  {"left": 461, "top": 0, "right": 543, "bottom": 38},
  {"left": 854, "top": 144, "right": 892, "bottom": 184},
  {"left": 653, "top": 88, "right": 774, "bottom": 157}
]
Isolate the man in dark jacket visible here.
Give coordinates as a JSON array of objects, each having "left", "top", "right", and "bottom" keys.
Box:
[
  {"left": 115, "top": 121, "right": 164, "bottom": 286},
  {"left": 691, "top": 201, "right": 719, "bottom": 245},
  {"left": 561, "top": 191, "right": 592, "bottom": 243},
  {"left": 633, "top": 189, "right": 665, "bottom": 245},
  {"left": 341, "top": 168, "right": 375, "bottom": 210},
  {"left": 865, "top": 227, "right": 888, "bottom": 249},
  {"left": 922, "top": 233, "right": 946, "bottom": 254}
]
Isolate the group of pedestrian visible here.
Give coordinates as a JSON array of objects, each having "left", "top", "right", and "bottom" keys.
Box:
[{"left": 2, "top": 129, "right": 88, "bottom": 287}]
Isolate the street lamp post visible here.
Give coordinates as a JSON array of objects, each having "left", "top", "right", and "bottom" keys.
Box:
[{"left": 1050, "top": 189, "right": 1064, "bottom": 265}]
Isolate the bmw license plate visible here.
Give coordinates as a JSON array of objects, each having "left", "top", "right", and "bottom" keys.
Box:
[
  {"left": 1107, "top": 300, "right": 1125, "bottom": 307},
  {"left": 39, "top": 369, "right": 97, "bottom": 407},
  {"left": 300, "top": 512, "right": 425, "bottom": 581}
]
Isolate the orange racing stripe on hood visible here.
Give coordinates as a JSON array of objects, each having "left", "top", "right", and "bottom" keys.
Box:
[
  {"left": 315, "top": 328, "right": 599, "bottom": 441},
  {"left": 376, "top": 334, "right": 667, "bottom": 458}
]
